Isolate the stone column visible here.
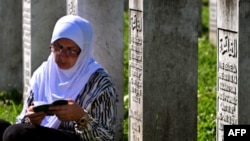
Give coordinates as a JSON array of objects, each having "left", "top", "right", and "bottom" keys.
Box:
[
  {"left": 209, "top": 0, "right": 217, "bottom": 45},
  {"left": 216, "top": 0, "right": 250, "bottom": 141},
  {"left": 128, "top": 0, "right": 198, "bottom": 141},
  {"left": 0, "top": 0, "right": 22, "bottom": 91},
  {"left": 23, "top": 0, "right": 66, "bottom": 97},
  {"left": 66, "top": 0, "right": 124, "bottom": 140}
]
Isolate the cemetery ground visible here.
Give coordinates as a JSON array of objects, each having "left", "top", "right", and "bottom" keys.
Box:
[{"left": 0, "top": 1, "right": 216, "bottom": 140}]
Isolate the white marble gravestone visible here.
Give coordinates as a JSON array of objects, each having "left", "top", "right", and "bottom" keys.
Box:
[
  {"left": 128, "top": 0, "right": 199, "bottom": 140},
  {"left": 209, "top": 0, "right": 217, "bottom": 45},
  {"left": 216, "top": 0, "right": 250, "bottom": 140},
  {"left": 22, "top": 0, "right": 66, "bottom": 97}
]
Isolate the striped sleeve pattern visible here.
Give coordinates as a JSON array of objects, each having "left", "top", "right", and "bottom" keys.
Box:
[
  {"left": 16, "top": 90, "right": 34, "bottom": 124},
  {"left": 59, "top": 68, "right": 118, "bottom": 141}
]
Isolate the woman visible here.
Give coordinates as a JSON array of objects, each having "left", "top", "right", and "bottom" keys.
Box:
[{"left": 0, "top": 15, "right": 117, "bottom": 141}]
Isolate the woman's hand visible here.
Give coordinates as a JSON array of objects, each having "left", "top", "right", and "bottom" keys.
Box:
[
  {"left": 48, "top": 99, "right": 84, "bottom": 121},
  {"left": 26, "top": 106, "right": 46, "bottom": 125}
]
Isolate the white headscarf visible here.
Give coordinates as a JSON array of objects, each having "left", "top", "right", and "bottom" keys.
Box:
[{"left": 30, "top": 15, "right": 102, "bottom": 128}]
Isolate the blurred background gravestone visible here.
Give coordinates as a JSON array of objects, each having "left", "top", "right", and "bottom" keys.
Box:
[
  {"left": 216, "top": 0, "right": 250, "bottom": 140},
  {"left": 0, "top": 0, "right": 22, "bottom": 92},
  {"left": 66, "top": 0, "right": 124, "bottom": 140},
  {"left": 22, "top": 0, "right": 66, "bottom": 98},
  {"left": 128, "top": 0, "right": 199, "bottom": 141},
  {"left": 209, "top": 0, "right": 217, "bottom": 45}
]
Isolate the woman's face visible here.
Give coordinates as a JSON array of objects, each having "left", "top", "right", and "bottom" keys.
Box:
[{"left": 51, "top": 38, "right": 81, "bottom": 70}]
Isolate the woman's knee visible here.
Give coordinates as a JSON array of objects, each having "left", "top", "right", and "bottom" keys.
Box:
[{"left": 3, "top": 124, "right": 34, "bottom": 141}]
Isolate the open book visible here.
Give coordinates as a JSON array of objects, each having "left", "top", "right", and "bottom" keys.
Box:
[{"left": 33, "top": 99, "right": 68, "bottom": 115}]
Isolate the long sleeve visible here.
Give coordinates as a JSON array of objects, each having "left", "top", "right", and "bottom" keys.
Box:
[
  {"left": 16, "top": 91, "right": 34, "bottom": 124},
  {"left": 77, "top": 87, "right": 117, "bottom": 140},
  {"left": 59, "top": 68, "right": 117, "bottom": 141}
]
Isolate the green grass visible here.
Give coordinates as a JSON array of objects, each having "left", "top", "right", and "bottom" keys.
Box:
[
  {"left": 0, "top": 90, "right": 23, "bottom": 124},
  {"left": 0, "top": 1, "right": 216, "bottom": 140},
  {"left": 197, "top": 0, "right": 217, "bottom": 140},
  {"left": 123, "top": 11, "right": 129, "bottom": 141},
  {"left": 197, "top": 35, "right": 216, "bottom": 141}
]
